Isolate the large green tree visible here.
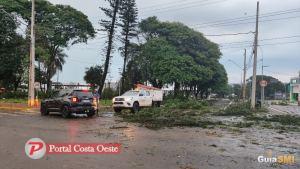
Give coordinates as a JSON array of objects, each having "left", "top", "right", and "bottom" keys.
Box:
[
  {"left": 35, "top": 2, "right": 95, "bottom": 91},
  {"left": 0, "top": 8, "right": 27, "bottom": 90},
  {"left": 124, "top": 17, "right": 227, "bottom": 97},
  {"left": 99, "top": 0, "right": 120, "bottom": 95},
  {"left": 0, "top": 0, "right": 96, "bottom": 91},
  {"left": 247, "top": 75, "right": 285, "bottom": 99},
  {"left": 118, "top": 0, "right": 138, "bottom": 92},
  {"left": 84, "top": 65, "right": 104, "bottom": 87}
]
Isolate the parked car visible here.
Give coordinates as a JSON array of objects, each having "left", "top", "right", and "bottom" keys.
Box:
[
  {"left": 40, "top": 89, "right": 97, "bottom": 118},
  {"left": 112, "top": 89, "right": 163, "bottom": 113}
]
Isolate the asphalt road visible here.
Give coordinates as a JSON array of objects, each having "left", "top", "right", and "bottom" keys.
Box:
[
  {"left": 0, "top": 110, "right": 299, "bottom": 169},
  {"left": 269, "top": 105, "right": 300, "bottom": 116}
]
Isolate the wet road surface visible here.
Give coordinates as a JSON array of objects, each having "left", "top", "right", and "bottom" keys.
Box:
[{"left": 0, "top": 111, "right": 299, "bottom": 169}]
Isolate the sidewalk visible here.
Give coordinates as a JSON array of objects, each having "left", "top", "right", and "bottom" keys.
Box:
[{"left": 0, "top": 102, "right": 39, "bottom": 113}]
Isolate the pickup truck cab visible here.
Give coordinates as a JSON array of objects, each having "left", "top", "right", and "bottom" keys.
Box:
[{"left": 112, "top": 89, "right": 163, "bottom": 113}]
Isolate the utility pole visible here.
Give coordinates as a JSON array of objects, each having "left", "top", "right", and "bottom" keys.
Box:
[
  {"left": 28, "top": 0, "right": 35, "bottom": 107},
  {"left": 242, "top": 49, "right": 247, "bottom": 102},
  {"left": 261, "top": 57, "right": 264, "bottom": 106},
  {"left": 251, "top": 1, "right": 259, "bottom": 109}
]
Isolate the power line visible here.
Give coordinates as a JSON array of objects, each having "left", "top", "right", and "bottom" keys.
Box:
[
  {"left": 142, "top": 0, "right": 210, "bottom": 11},
  {"left": 205, "top": 31, "right": 254, "bottom": 37},
  {"left": 219, "top": 35, "right": 300, "bottom": 46},
  {"left": 191, "top": 8, "right": 300, "bottom": 27},
  {"left": 220, "top": 39, "right": 300, "bottom": 49},
  {"left": 140, "top": 0, "right": 210, "bottom": 10},
  {"left": 142, "top": 0, "right": 228, "bottom": 15},
  {"left": 259, "top": 40, "right": 300, "bottom": 47},
  {"left": 264, "top": 70, "right": 292, "bottom": 77},
  {"left": 194, "top": 14, "right": 300, "bottom": 29}
]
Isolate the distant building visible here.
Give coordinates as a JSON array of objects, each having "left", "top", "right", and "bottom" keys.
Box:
[
  {"left": 51, "top": 82, "right": 90, "bottom": 90},
  {"left": 274, "top": 92, "right": 285, "bottom": 100},
  {"left": 290, "top": 72, "right": 300, "bottom": 103}
]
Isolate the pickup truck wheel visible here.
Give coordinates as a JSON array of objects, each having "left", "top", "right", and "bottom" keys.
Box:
[
  {"left": 87, "top": 111, "right": 95, "bottom": 118},
  {"left": 61, "top": 106, "right": 71, "bottom": 118},
  {"left": 157, "top": 101, "right": 161, "bottom": 107},
  {"left": 152, "top": 101, "right": 161, "bottom": 107},
  {"left": 132, "top": 102, "right": 140, "bottom": 113},
  {"left": 40, "top": 104, "right": 49, "bottom": 116},
  {"left": 114, "top": 108, "right": 122, "bottom": 113}
]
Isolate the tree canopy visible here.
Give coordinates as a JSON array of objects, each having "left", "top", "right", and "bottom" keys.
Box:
[
  {"left": 84, "top": 65, "right": 104, "bottom": 87},
  {"left": 247, "top": 75, "right": 285, "bottom": 99},
  {"left": 124, "top": 17, "right": 227, "bottom": 97},
  {"left": 0, "top": 8, "right": 27, "bottom": 90},
  {"left": 0, "top": 0, "right": 96, "bottom": 92}
]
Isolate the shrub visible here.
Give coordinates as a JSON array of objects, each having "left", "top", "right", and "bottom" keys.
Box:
[
  {"left": 0, "top": 91, "right": 27, "bottom": 99},
  {"left": 221, "top": 102, "right": 252, "bottom": 116},
  {"left": 163, "top": 99, "right": 209, "bottom": 110},
  {"left": 119, "top": 106, "right": 220, "bottom": 129},
  {"left": 247, "top": 115, "right": 300, "bottom": 126},
  {"left": 101, "top": 88, "right": 117, "bottom": 100},
  {"left": 37, "top": 91, "right": 59, "bottom": 99}
]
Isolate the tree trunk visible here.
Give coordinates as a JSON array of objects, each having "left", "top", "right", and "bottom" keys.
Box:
[
  {"left": 200, "top": 91, "right": 204, "bottom": 99},
  {"left": 99, "top": 0, "right": 120, "bottom": 95},
  {"left": 174, "top": 82, "right": 180, "bottom": 97},
  {"left": 46, "top": 69, "right": 51, "bottom": 92},
  {"left": 13, "top": 77, "right": 21, "bottom": 91},
  {"left": 38, "top": 60, "right": 44, "bottom": 92},
  {"left": 121, "top": 32, "right": 129, "bottom": 93}
]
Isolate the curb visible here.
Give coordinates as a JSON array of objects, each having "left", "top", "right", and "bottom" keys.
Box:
[{"left": 0, "top": 106, "right": 39, "bottom": 113}]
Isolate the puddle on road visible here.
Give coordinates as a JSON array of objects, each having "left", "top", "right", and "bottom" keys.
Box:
[{"left": 100, "top": 112, "right": 115, "bottom": 118}]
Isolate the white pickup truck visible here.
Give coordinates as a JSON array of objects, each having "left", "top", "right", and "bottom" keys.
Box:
[{"left": 112, "top": 89, "right": 163, "bottom": 113}]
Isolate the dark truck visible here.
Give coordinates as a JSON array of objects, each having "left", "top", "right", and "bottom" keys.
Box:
[{"left": 40, "top": 89, "right": 97, "bottom": 118}]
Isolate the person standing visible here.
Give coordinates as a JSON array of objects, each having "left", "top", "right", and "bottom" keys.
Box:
[{"left": 93, "top": 90, "right": 100, "bottom": 115}]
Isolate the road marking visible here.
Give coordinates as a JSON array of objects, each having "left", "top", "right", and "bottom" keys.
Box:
[{"left": 268, "top": 106, "right": 290, "bottom": 114}]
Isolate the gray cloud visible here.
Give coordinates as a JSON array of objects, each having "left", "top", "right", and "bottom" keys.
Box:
[{"left": 48, "top": 0, "right": 300, "bottom": 84}]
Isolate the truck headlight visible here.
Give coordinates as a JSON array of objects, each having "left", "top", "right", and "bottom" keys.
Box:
[{"left": 125, "top": 97, "right": 132, "bottom": 101}]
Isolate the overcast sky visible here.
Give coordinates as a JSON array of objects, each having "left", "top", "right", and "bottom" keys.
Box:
[{"left": 48, "top": 0, "right": 300, "bottom": 84}]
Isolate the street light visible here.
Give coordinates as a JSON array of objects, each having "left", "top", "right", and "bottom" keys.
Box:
[
  {"left": 260, "top": 56, "right": 270, "bottom": 106},
  {"left": 228, "top": 59, "right": 243, "bottom": 70},
  {"left": 228, "top": 59, "right": 244, "bottom": 100}
]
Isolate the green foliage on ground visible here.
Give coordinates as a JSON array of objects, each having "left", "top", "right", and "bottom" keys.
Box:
[
  {"left": 119, "top": 99, "right": 220, "bottom": 129},
  {"left": 100, "top": 99, "right": 112, "bottom": 106},
  {"left": 120, "top": 108, "right": 221, "bottom": 129},
  {"left": 247, "top": 114, "right": 300, "bottom": 126},
  {"left": 222, "top": 102, "right": 252, "bottom": 116},
  {"left": 163, "top": 99, "right": 209, "bottom": 109},
  {"left": 244, "top": 114, "right": 300, "bottom": 132},
  {"left": 217, "top": 102, "right": 268, "bottom": 116}
]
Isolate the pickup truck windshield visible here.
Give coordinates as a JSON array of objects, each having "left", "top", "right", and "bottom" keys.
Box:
[{"left": 122, "top": 91, "right": 139, "bottom": 96}]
